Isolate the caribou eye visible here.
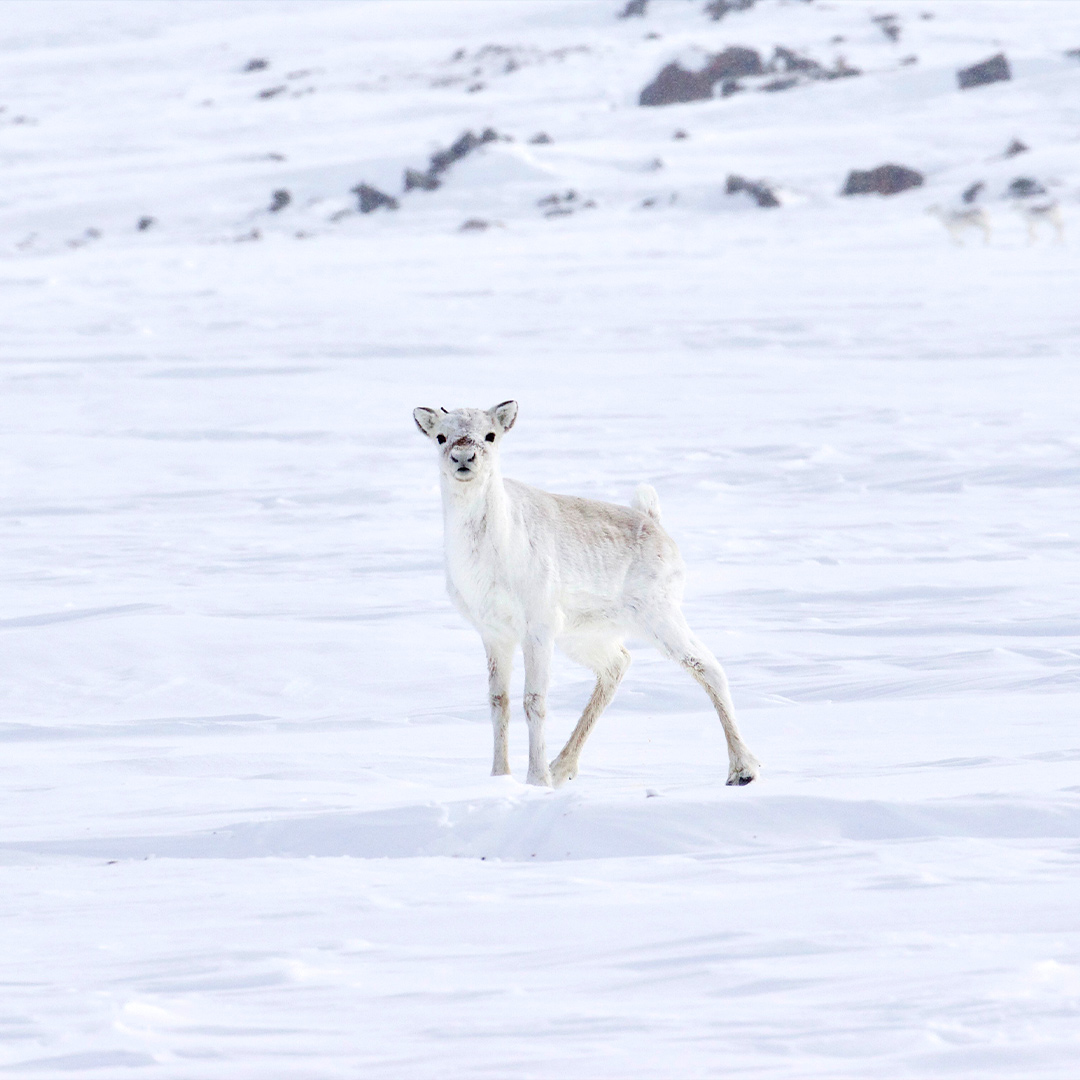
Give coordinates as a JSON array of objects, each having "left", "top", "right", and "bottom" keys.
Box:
[
  {"left": 485, "top": 432, "right": 496, "bottom": 442},
  {"left": 436, "top": 434, "right": 446, "bottom": 444}
]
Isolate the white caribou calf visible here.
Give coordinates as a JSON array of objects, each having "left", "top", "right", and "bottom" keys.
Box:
[
  {"left": 413, "top": 401, "right": 760, "bottom": 788},
  {"left": 926, "top": 205, "right": 991, "bottom": 246},
  {"left": 1014, "top": 201, "right": 1064, "bottom": 245}
]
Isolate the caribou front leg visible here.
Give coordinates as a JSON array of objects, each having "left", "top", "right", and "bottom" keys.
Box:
[
  {"left": 522, "top": 631, "right": 554, "bottom": 787},
  {"left": 484, "top": 639, "right": 513, "bottom": 776}
]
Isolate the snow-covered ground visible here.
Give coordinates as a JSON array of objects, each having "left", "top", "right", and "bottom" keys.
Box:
[{"left": 2, "top": 1, "right": 1079, "bottom": 1075}]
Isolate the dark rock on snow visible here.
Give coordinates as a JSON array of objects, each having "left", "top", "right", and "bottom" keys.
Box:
[
  {"left": 352, "top": 184, "right": 399, "bottom": 213},
  {"left": 268, "top": 189, "right": 291, "bottom": 212},
  {"left": 841, "top": 164, "right": 924, "bottom": 196},
  {"left": 137, "top": 216, "right": 155, "bottom": 231},
  {"left": 770, "top": 46, "right": 822, "bottom": 74},
  {"left": 1003, "top": 138, "right": 1028, "bottom": 157},
  {"left": 957, "top": 53, "right": 1010, "bottom": 89},
  {"left": 460, "top": 218, "right": 492, "bottom": 231},
  {"left": 404, "top": 168, "right": 440, "bottom": 192},
  {"left": 639, "top": 47, "right": 762, "bottom": 105},
  {"left": 872, "top": 14, "right": 901, "bottom": 42},
  {"left": 1007, "top": 177, "right": 1046, "bottom": 198},
  {"left": 528, "top": 132, "right": 553, "bottom": 144},
  {"left": 705, "top": 0, "right": 757, "bottom": 20},
  {"left": 243, "top": 58, "right": 269, "bottom": 72},
  {"left": 761, "top": 77, "right": 799, "bottom": 93},
  {"left": 404, "top": 128, "right": 500, "bottom": 191},
  {"left": 618, "top": 0, "right": 649, "bottom": 17},
  {"left": 961, "top": 181, "right": 985, "bottom": 204},
  {"left": 726, "top": 174, "right": 780, "bottom": 208},
  {"left": 537, "top": 190, "right": 595, "bottom": 218}
]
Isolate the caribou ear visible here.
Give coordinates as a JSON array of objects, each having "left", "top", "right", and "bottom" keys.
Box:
[
  {"left": 413, "top": 407, "right": 440, "bottom": 437},
  {"left": 489, "top": 400, "right": 518, "bottom": 433}
]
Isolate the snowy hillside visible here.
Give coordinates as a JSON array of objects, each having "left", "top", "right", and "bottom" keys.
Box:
[{"left": 2, "top": 1, "right": 1079, "bottom": 1076}]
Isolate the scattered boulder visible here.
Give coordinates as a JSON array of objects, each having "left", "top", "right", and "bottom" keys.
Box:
[
  {"left": 705, "top": 0, "right": 756, "bottom": 19},
  {"left": 639, "top": 46, "right": 762, "bottom": 105},
  {"left": 673, "top": 129, "right": 689, "bottom": 139},
  {"left": 258, "top": 86, "right": 287, "bottom": 99},
  {"left": 460, "top": 218, "right": 492, "bottom": 231},
  {"left": 639, "top": 63, "right": 713, "bottom": 106},
  {"left": 137, "top": 216, "right": 155, "bottom": 231},
  {"left": 900, "top": 55, "right": 918, "bottom": 66},
  {"left": 1007, "top": 177, "right": 1046, "bottom": 198},
  {"left": 726, "top": 174, "right": 780, "bottom": 207},
  {"left": 841, "top": 164, "right": 924, "bottom": 196},
  {"left": 961, "top": 181, "right": 985, "bottom": 204},
  {"left": 352, "top": 183, "right": 399, "bottom": 213},
  {"left": 67, "top": 228, "right": 101, "bottom": 249},
  {"left": 957, "top": 53, "right": 1010, "bottom": 89},
  {"left": 618, "top": 0, "right": 649, "bottom": 17},
  {"left": 268, "top": 189, "right": 291, "bottom": 212},
  {"left": 872, "top": 14, "right": 901, "bottom": 42},
  {"left": 1003, "top": 138, "right": 1028, "bottom": 157},
  {"left": 770, "top": 46, "right": 823, "bottom": 74},
  {"left": 404, "top": 167, "right": 440, "bottom": 191},
  {"left": 539, "top": 190, "right": 577, "bottom": 208},
  {"left": 528, "top": 132, "right": 553, "bottom": 144},
  {"left": 404, "top": 128, "right": 500, "bottom": 191},
  {"left": 243, "top": 58, "right": 269, "bottom": 72},
  {"left": 537, "top": 190, "right": 594, "bottom": 217},
  {"left": 1067, "top": 48, "right": 1080, "bottom": 61}
]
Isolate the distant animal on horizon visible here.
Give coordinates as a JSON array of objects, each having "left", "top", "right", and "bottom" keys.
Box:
[
  {"left": 413, "top": 401, "right": 760, "bottom": 789},
  {"left": 1012, "top": 200, "right": 1064, "bottom": 244},
  {"left": 926, "top": 204, "right": 991, "bottom": 245}
]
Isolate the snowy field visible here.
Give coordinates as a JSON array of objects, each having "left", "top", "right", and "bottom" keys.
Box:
[{"left": 2, "top": 0, "right": 1080, "bottom": 1075}]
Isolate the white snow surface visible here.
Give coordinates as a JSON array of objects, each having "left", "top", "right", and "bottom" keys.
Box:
[{"left": 2, "top": 0, "right": 1080, "bottom": 1075}]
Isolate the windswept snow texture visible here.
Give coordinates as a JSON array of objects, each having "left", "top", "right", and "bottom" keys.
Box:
[{"left": 2, "top": 1, "right": 1080, "bottom": 1076}]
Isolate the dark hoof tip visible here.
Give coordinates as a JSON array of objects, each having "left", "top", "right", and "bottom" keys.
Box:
[{"left": 727, "top": 775, "right": 754, "bottom": 786}]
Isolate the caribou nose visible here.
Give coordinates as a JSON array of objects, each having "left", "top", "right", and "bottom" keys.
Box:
[{"left": 449, "top": 442, "right": 477, "bottom": 467}]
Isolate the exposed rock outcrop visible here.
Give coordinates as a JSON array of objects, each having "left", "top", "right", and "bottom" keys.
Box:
[
  {"left": 402, "top": 128, "right": 500, "bottom": 191},
  {"left": 840, "top": 164, "right": 924, "bottom": 196},
  {"left": 961, "top": 181, "right": 985, "bottom": 204},
  {"left": 726, "top": 174, "right": 780, "bottom": 207},
  {"left": 872, "top": 14, "right": 901, "bottom": 42},
  {"left": 705, "top": 0, "right": 756, "bottom": 20},
  {"left": 957, "top": 53, "right": 1010, "bottom": 89},
  {"left": 639, "top": 47, "right": 763, "bottom": 106},
  {"left": 1007, "top": 177, "right": 1046, "bottom": 198},
  {"left": 352, "top": 183, "right": 399, "bottom": 213}
]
